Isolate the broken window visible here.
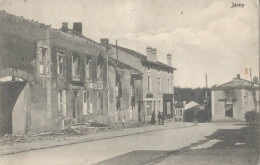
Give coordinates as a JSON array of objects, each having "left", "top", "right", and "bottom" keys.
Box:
[
  {"left": 85, "top": 58, "right": 92, "bottom": 80},
  {"left": 57, "top": 52, "right": 66, "bottom": 78},
  {"left": 58, "top": 90, "right": 66, "bottom": 116},
  {"left": 115, "top": 72, "right": 122, "bottom": 98},
  {"left": 97, "top": 59, "right": 103, "bottom": 81},
  {"left": 38, "top": 47, "right": 48, "bottom": 75},
  {"left": 72, "top": 55, "right": 80, "bottom": 81}
]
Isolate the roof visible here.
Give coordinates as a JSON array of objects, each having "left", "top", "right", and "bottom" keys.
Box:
[
  {"left": 108, "top": 57, "right": 143, "bottom": 76},
  {"left": 212, "top": 77, "right": 259, "bottom": 91},
  {"left": 109, "top": 44, "right": 177, "bottom": 71},
  {"left": 0, "top": 10, "right": 104, "bottom": 49},
  {"left": 184, "top": 101, "right": 199, "bottom": 110}
]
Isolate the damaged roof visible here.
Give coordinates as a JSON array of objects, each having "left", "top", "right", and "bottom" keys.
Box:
[{"left": 109, "top": 57, "right": 143, "bottom": 76}]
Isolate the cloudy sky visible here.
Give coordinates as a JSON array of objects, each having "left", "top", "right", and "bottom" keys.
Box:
[{"left": 0, "top": 0, "right": 259, "bottom": 88}]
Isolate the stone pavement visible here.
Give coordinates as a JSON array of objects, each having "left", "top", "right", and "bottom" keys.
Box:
[{"left": 0, "top": 121, "right": 195, "bottom": 156}]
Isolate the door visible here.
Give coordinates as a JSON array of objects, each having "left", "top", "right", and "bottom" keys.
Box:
[
  {"left": 225, "top": 104, "right": 233, "bottom": 118},
  {"left": 138, "top": 101, "right": 142, "bottom": 122},
  {"left": 72, "top": 91, "right": 79, "bottom": 120}
]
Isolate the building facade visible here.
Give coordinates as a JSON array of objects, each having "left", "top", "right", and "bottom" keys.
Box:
[
  {"left": 0, "top": 11, "right": 112, "bottom": 135},
  {"left": 0, "top": 11, "right": 176, "bottom": 135},
  {"left": 174, "top": 101, "right": 186, "bottom": 121},
  {"left": 211, "top": 74, "right": 259, "bottom": 121},
  {"left": 102, "top": 39, "right": 176, "bottom": 123}
]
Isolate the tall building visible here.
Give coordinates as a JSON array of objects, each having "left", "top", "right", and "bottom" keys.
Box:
[{"left": 102, "top": 39, "right": 177, "bottom": 123}]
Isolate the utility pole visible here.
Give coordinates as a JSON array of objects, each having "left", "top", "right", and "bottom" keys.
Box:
[
  {"left": 259, "top": 0, "right": 260, "bottom": 113},
  {"left": 206, "top": 73, "right": 210, "bottom": 121},
  {"left": 206, "top": 73, "right": 208, "bottom": 100},
  {"left": 116, "top": 39, "right": 118, "bottom": 65},
  {"left": 250, "top": 68, "right": 252, "bottom": 86}
]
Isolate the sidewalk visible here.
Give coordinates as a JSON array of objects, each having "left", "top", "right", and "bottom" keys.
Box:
[{"left": 0, "top": 121, "right": 195, "bottom": 156}]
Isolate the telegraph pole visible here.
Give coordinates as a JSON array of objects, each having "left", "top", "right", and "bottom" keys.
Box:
[{"left": 259, "top": 0, "right": 260, "bottom": 113}]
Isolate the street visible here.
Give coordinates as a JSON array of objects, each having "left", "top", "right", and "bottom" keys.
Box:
[
  {"left": 156, "top": 123, "right": 260, "bottom": 165},
  {"left": 0, "top": 122, "right": 258, "bottom": 165},
  {"left": 0, "top": 123, "right": 217, "bottom": 165}
]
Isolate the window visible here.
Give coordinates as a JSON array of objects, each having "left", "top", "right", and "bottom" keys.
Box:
[
  {"left": 58, "top": 90, "right": 66, "bottom": 116},
  {"left": 83, "top": 91, "right": 91, "bottom": 115},
  {"left": 72, "top": 55, "right": 80, "bottom": 81},
  {"left": 38, "top": 47, "right": 48, "bottom": 75},
  {"left": 167, "top": 102, "right": 171, "bottom": 114},
  {"left": 147, "top": 67, "right": 150, "bottom": 72},
  {"left": 158, "top": 77, "right": 161, "bottom": 92},
  {"left": 167, "top": 78, "right": 170, "bottom": 92},
  {"left": 130, "top": 105, "right": 134, "bottom": 120},
  {"left": 115, "top": 73, "right": 122, "bottom": 98},
  {"left": 85, "top": 59, "right": 92, "bottom": 80},
  {"left": 180, "top": 110, "right": 183, "bottom": 116},
  {"left": 97, "top": 60, "right": 103, "bottom": 81},
  {"left": 57, "top": 52, "right": 65, "bottom": 78},
  {"left": 148, "top": 75, "right": 152, "bottom": 92}
]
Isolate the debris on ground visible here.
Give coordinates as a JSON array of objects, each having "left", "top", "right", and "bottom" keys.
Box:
[
  {"left": 0, "top": 123, "right": 108, "bottom": 146},
  {"left": 0, "top": 120, "right": 162, "bottom": 146}
]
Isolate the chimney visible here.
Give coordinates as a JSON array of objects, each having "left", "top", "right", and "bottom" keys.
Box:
[
  {"left": 253, "top": 76, "right": 258, "bottom": 84},
  {"left": 167, "top": 53, "right": 172, "bottom": 66},
  {"left": 73, "top": 22, "right": 82, "bottom": 35},
  {"left": 61, "top": 22, "right": 68, "bottom": 32},
  {"left": 183, "top": 101, "right": 186, "bottom": 105},
  {"left": 151, "top": 48, "right": 157, "bottom": 62},
  {"left": 100, "top": 38, "right": 109, "bottom": 49},
  {"left": 146, "top": 46, "right": 152, "bottom": 61},
  {"left": 237, "top": 74, "right": 240, "bottom": 79}
]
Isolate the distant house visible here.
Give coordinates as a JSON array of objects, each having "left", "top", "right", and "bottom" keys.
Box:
[
  {"left": 183, "top": 105, "right": 206, "bottom": 122},
  {"left": 174, "top": 101, "right": 186, "bottom": 121},
  {"left": 211, "top": 74, "right": 259, "bottom": 121}
]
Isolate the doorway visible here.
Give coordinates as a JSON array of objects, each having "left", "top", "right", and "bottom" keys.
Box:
[
  {"left": 72, "top": 90, "right": 79, "bottom": 120},
  {"left": 138, "top": 101, "right": 142, "bottom": 122},
  {"left": 0, "top": 77, "right": 27, "bottom": 135},
  {"left": 225, "top": 104, "right": 233, "bottom": 118}
]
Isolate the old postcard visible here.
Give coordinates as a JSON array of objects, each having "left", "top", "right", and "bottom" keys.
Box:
[{"left": 0, "top": 0, "right": 259, "bottom": 164}]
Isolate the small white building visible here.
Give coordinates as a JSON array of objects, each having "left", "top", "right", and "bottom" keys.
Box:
[{"left": 211, "top": 74, "right": 259, "bottom": 121}]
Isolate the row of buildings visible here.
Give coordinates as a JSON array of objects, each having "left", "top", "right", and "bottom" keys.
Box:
[{"left": 0, "top": 11, "right": 176, "bottom": 135}]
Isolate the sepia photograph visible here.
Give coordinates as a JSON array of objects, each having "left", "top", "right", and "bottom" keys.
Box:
[{"left": 0, "top": 0, "right": 259, "bottom": 164}]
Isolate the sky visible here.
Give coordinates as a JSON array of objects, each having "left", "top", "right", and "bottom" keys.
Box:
[{"left": 0, "top": 0, "right": 259, "bottom": 88}]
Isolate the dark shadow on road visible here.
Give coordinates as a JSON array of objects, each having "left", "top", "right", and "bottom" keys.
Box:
[
  {"left": 94, "top": 150, "right": 170, "bottom": 165},
  {"left": 95, "top": 125, "right": 260, "bottom": 165}
]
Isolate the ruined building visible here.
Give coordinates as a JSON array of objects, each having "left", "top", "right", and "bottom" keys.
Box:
[{"left": 0, "top": 11, "right": 176, "bottom": 135}]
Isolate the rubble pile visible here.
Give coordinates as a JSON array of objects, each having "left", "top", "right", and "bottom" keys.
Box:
[{"left": 0, "top": 123, "right": 108, "bottom": 146}]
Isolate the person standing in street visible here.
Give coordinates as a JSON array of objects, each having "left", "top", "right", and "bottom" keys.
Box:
[
  {"left": 161, "top": 112, "right": 165, "bottom": 125},
  {"left": 151, "top": 111, "right": 156, "bottom": 125},
  {"left": 157, "top": 111, "right": 161, "bottom": 125}
]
